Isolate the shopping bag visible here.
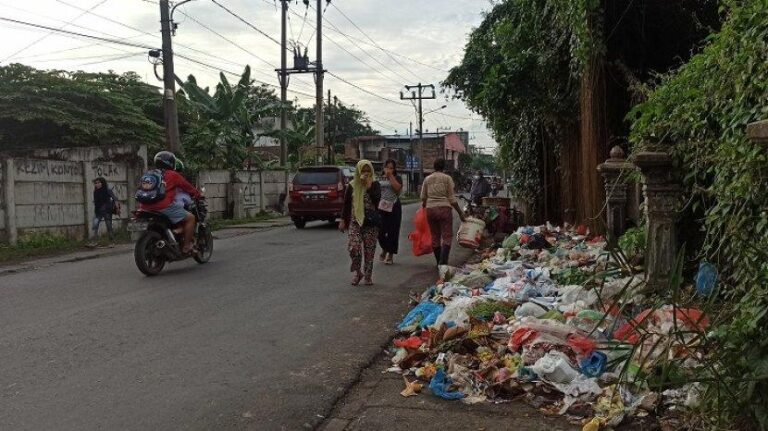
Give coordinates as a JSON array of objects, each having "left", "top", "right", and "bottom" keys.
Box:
[{"left": 408, "top": 208, "right": 433, "bottom": 256}]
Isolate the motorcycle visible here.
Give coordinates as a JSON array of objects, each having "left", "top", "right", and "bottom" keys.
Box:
[{"left": 128, "top": 198, "right": 213, "bottom": 276}]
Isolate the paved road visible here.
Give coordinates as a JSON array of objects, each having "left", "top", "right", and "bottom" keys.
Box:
[{"left": 0, "top": 204, "right": 466, "bottom": 431}]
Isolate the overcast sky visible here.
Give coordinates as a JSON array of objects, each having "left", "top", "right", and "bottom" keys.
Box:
[{"left": 0, "top": 0, "right": 496, "bottom": 152}]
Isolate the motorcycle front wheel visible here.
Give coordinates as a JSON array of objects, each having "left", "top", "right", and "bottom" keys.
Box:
[
  {"left": 193, "top": 225, "right": 214, "bottom": 264},
  {"left": 135, "top": 231, "right": 166, "bottom": 276}
]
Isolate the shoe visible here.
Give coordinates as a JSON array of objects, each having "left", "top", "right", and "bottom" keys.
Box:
[
  {"left": 385, "top": 254, "right": 394, "bottom": 265},
  {"left": 379, "top": 251, "right": 387, "bottom": 262},
  {"left": 107, "top": 243, "right": 116, "bottom": 248},
  {"left": 364, "top": 278, "right": 374, "bottom": 286},
  {"left": 86, "top": 242, "right": 97, "bottom": 248}
]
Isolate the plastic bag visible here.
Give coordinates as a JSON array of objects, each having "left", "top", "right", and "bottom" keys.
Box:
[
  {"left": 397, "top": 301, "right": 444, "bottom": 332},
  {"left": 434, "top": 297, "right": 477, "bottom": 329},
  {"left": 502, "top": 234, "right": 520, "bottom": 249},
  {"left": 580, "top": 351, "right": 607, "bottom": 378},
  {"left": 695, "top": 261, "right": 717, "bottom": 296},
  {"left": 408, "top": 208, "right": 433, "bottom": 256},
  {"left": 429, "top": 368, "right": 465, "bottom": 400}
]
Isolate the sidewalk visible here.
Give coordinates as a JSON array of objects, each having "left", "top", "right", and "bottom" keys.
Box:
[{"left": 319, "top": 355, "right": 579, "bottom": 431}]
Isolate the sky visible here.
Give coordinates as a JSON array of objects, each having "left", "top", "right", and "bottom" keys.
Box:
[{"left": 0, "top": 0, "right": 496, "bottom": 152}]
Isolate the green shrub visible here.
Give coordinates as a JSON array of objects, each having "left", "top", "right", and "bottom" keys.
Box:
[{"left": 629, "top": 1, "right": 768, "bottom": 427}]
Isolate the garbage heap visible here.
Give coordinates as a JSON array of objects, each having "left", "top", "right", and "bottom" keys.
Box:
[{"left": 391, "top": 225, "right": 708, "bottom": 429}]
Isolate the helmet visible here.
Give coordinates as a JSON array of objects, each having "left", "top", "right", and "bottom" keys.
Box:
[
  {"left": 174, "top": 158, "right": 185, "bottom": 172},
  {"left": 154, "top": 151, "right": 176, "bottom": 170}
]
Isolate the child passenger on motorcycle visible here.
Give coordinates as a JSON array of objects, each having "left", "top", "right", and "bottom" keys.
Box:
[{"left": 140, "top": 151, "right": 202, "bottom": 254}]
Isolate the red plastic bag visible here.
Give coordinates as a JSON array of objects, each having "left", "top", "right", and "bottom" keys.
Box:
[{"left": 408, "top": 208, "right": 433, "bottom": 256}]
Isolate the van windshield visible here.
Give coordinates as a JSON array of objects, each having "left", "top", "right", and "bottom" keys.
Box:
[{"left": 294, "top": 170, "right": 339, "bottom": 185}]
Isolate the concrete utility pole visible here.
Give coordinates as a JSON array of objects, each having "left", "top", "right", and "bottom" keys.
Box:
[
  {"left": 159, "top": 0, "right": 181, "bottom": 152},
  {"left": 279, "top": 0, "right": 288, "bottom": 167},
  {"left": 401, "top": 84, "right": 436, "bottom": 184},
  {"left": 315, "top": 0, "right": 324, "bottom": 165},
  {"left": 327, "top": 89, "right": 333, "bottom": 164}
]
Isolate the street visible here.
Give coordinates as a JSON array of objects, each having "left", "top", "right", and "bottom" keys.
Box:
[{"left": 0, "top": 204, "right": 457, "bottom": 431}]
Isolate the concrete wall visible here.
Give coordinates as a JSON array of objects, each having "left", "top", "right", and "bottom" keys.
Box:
[
  {"left": 197, "top": 169, "right": 293, "bottom": 220},
  {"left": 0, "top": 144, "right": 147, "bottom": 244}
]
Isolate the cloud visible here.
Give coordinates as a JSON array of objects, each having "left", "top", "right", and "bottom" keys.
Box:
[{"left": 0, "top": 0, "right": 496, "bottom": 152}]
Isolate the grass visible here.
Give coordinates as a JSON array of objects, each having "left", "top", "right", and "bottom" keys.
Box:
[
  {"left": 208, "top": 212, "right": 283, "bottom": 230},
  {"left": 0, "top": 231, "right": 132, "bottom": 265},
  {"left": 400, "top": 194, "right": 421, "bottom": 205}
]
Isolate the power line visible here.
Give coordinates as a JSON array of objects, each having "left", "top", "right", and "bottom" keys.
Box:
[
  {"left": 175, "top": 52, "right": 316, "bottom": 99},
  {"left": 311, "top": 3, "right": 412, "bottom": 84},
  {"left": 326, "top": 71, "right": 409, "bottom": 107},
  {"left": 0, "top": 16, "right": 156, "bottom": 50},
  {"left": 1, "top": 0, "right": 110, "bottom": 63},
  {"left": 330, "top": 2, "right": 448, "bottom": 76},
  {"left": 210, "top": 0, "right": 282, "bottom": 47}
]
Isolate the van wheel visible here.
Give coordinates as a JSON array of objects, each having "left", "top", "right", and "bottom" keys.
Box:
[{"left": 294, "top": 219, "right": 306, "bottom": 229}]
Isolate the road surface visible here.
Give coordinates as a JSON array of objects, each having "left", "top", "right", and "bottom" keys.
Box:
[{"left": 0, "top": 204, "right": 465, "bottom": 431}]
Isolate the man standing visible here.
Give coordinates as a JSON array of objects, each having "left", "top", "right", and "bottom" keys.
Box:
[{"left": 469, "top": 171, "right": 491, "bottom": 206}]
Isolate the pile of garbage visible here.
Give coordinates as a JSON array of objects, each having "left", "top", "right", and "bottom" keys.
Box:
[{"left": 390, "top": 224, "right": 709, "bottom": 429}]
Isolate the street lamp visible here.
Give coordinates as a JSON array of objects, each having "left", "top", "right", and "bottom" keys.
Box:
[{"left": 424, "top": 105, "right": 447, "bottom": 117}]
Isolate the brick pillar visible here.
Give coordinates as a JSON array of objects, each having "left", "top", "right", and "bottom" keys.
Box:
[
  {"left": 634, "top": 151, "right": 682, "bottom": 293},
  {"left": 83, "top": 161, "right": 96, "bottom": 240},
  {"left": 597, "top": 146, "right": 633, "bottom": 240}
]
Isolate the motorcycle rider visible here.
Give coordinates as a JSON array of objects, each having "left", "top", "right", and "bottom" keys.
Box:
[
  {"left": 139, "top": 151, "right": 202, "bottom": 255},
  {"left": 469, "top": 170, "right": 491, "bottom": 206}
]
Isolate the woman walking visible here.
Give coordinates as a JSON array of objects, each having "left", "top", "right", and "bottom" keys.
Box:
[
  {"left": 420, "top": 159, "right": 466, "bottom": 265},
  {"left": 340, "top": 160, "right": 382, "bottom": 286},
  {"left": 377, "top": 159, "right": 403, "bottom": 265},
  {"left": 89, "top": 177, "right": 119, "bottom": 247}
]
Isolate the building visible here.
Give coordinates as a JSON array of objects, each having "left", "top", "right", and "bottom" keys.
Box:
[{"left": 344, "top": 131, "right": 469, "bottom": 180}]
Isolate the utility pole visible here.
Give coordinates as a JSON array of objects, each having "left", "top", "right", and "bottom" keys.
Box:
[
  {"left": 327, "top": 89, "right": 333, "bottom": 164},
  {"left": 315, "top": 0, "right": 324, "bottom": 165},
  {"left": 401, "top": 83, "right": 435, "bottom": 184},
  {"left": 279, "top": 0, "right": 288, "bottom": 167},
  {"left": 159, "top": 0, "right": 181, "bottom": 152}
]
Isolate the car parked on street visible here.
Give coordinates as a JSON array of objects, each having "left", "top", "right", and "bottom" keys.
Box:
[{"left": 288, "top": 166, "right": 354, "bottom": 229}]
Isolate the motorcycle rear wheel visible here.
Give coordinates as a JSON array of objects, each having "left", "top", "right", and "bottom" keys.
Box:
[{"left": 135, "top": 231, "right": 166, "bottom": 276}]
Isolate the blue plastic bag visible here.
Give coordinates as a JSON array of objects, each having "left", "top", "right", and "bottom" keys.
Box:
[
  {"left": 580, "top": 351, "right": 607, "bottom": 378},
  {"left": 397, "top": 301, "right": 444, "bottom": 331},
  {"left": 429, "top": 368, "right": 464, "bottom": 400},
  {"left": 695, "top": 261, "right": 717, "bottom": 296}
]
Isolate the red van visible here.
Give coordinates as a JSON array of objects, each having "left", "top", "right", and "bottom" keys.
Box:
[{"left": 288, "top": 166, "right": 354, "bottom": 229}]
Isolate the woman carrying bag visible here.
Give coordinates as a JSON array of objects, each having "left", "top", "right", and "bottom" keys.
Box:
[
  {"left": 377, "top": 159, "right": 403, "bottom": 265},
  {"left": 340, "top": 160, "right": 382, "bottom": 286}
]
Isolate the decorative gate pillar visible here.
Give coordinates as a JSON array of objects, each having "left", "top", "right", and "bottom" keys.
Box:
[
  {"left": 634, "top": 151, "right": 682, "bottom": 293},
  {"left": 597, "top": 146, "right": 633, "bottom": 240}
]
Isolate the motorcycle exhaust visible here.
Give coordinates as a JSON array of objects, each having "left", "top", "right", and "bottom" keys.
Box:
[{"left": 165, "top": 228, "right": 178, "bottom": 245}]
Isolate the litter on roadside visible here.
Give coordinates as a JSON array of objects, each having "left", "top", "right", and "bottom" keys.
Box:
[{"left": 388, "top": 224, "right": 709, "bottom": 429}]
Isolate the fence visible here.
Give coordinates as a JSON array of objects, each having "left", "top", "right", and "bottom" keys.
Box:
[
  {"left": 0, "top": 144, "right": 147, "bottom": 245},
  {"left": 197, "top": 169, "right": 293, "bottom": 219}
]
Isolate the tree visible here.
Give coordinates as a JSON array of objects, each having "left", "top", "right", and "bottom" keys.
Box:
[
  {"left": 180, "top": 66, "right": 280, "bottom": 175},
  {"left": 0, "top": 64, "right": 163, "bottom": 150},
  {"left": 296, "top": 97, "right": 378, "bottom": 156},
  {"left": 444, "top": 0, "right": 719, "bottom": 224}
]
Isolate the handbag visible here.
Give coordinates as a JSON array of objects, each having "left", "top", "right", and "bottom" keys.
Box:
[
  {"left": 378, "top": 199, "right": 395, "bottom": 213},
  {"left": 363, "top": 208, "right": 382, "bottom": 228}
]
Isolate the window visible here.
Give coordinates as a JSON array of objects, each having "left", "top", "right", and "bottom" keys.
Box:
[{"left": 294, "top": 169, "right": 339, "bottom": 185}]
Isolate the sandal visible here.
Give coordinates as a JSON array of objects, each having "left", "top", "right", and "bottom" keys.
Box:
[
  {"left": 385, "top": 254, "right": 394, "bottom": 265},
  {"left": 379, "top": 251, "right": 387, "bottom": 262},
  {"left": 351, "top": 272, "right": 363, "bottom": 286}
]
